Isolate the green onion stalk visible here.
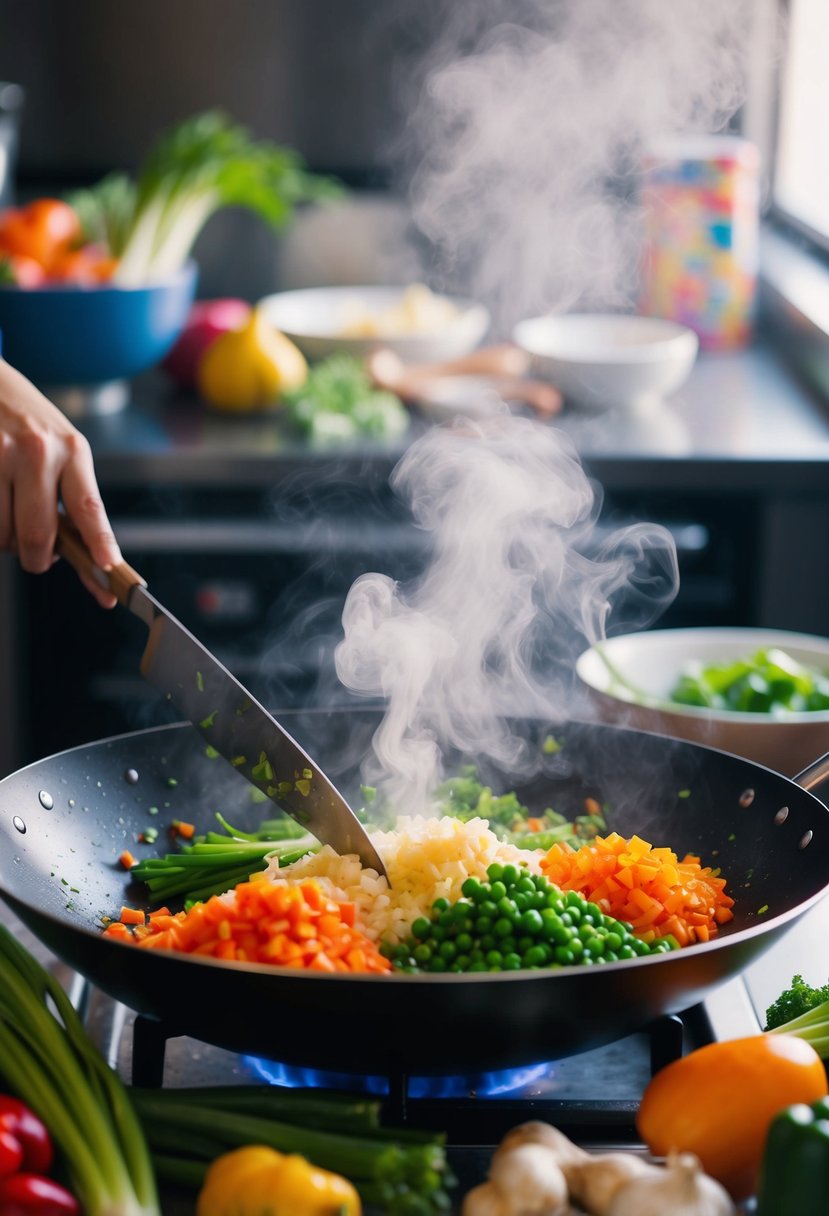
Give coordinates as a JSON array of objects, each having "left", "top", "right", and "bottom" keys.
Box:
[
  {"left": 131, "top": 831, "right": 318, "bottom": 906},
  {"left": 0, "top": 925, "right": 159, "bottom": 1216},
  {"left": 130, "top": 1087, "right": 454, "bottom": 1216}
]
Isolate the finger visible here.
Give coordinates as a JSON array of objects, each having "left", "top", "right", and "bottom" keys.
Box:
[
  {"left": 74, "top": 567, "right": 118, "bottom": 610},
  {"left": 0, "top": 432, "right": 13, "bottom": 551},
  {"left": 58, "top": 432, "right": 121, "bottom": 570},
  {"left": 12, "top": 425, "right": 60, "bottom": 573}
]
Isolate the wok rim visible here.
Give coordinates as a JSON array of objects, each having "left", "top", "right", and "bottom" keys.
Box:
[{"left": 3, "top": 718, "right": 829, "bottom": 985}]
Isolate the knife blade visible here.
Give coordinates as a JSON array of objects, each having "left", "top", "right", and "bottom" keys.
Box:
[{"left": 56, "top": 516, "right": 387, "bottom": 877}]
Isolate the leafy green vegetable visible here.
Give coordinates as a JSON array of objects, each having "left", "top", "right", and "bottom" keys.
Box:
[
  {"left": 281, "top": 353, "right": 409, "bottom": 442},
  {"left": 70, "top": 110, "right": 338, "bottom": 285},
  {"left": 766, "top": 974, "right": 829, "bottom": 1031},
  {"left": 429, "top": 763, "right": 606, "bottom": 848},
  {"left": 0, "top": 925, "right": 159, "bottom": 1215},
  {"left": 670, "top": 647, "right": 829, "bottom": 714}
]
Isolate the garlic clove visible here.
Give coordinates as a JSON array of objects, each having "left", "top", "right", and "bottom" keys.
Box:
[
  {"left": 567, "top": 1151, "right": 663, "bottom": 1215},
  {"left": 488, "top": 1142, "right": 570, "bottom": 1214},
  {"left": 462, "top": 1180, "right": 510, "bottom": 1216},
  {"left": 607, "top": 1150, "right": 736, "bottom": 1216},
  {"left": 494, "top": 1121, "right": 589, "bottom": 1170}
]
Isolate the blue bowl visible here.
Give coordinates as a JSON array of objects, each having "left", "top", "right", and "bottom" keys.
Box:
[{"left": 0, "top": 261, "right": 197, "bottom": 387}]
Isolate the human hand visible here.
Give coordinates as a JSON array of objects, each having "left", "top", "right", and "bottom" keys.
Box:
[{"left": 0, "top": 358, "right": 121, "bottom": 607}]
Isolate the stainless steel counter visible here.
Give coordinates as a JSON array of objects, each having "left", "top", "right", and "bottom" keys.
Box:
[{"left": 73, "top": 341, "right": 829, "bottom": 492}]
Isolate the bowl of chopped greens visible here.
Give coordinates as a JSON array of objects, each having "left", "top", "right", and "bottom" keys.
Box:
[{"left": 576, "top": 627, "right": 829, "bottom": 775}]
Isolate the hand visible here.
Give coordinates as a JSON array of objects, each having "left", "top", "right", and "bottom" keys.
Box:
[{"left": 0, "top": 358, "right": 121, "bottom": 607}]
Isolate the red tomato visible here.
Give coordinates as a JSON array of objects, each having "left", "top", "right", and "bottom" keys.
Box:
[
  {"left": 0, "top": 254, "right": 47, "bottom": 287},
  {"left": 0, "top": 199, "right": 82, "bottom": 270},
  {"left": 0, "top": 1173, "right": 79, "bottom": 1216},
  {"left": 46, "top": 242, "right": 119, "bottom": 284},
  {"left": 0, "top": 1128, "right": 22, "bottom": 1178},
  {"left": 0, "top": 1098, "right": 53, "bottom": 1174}
]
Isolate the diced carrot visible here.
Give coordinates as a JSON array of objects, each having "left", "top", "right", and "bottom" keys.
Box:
[
  {"left": 119, "top": 906, "right": 145, "bottom": 925},
  {"left": 540, "top": 831, "right": 735, "bottom": 947},
  {"left": 118, "top": 850, "right": 136, "bottom": 870},
  {"left": 105, "top": 876, "right": 391, "bottom": 973},
  {"left": 527, "top": 817, "right": 544, "bottom": 833}
]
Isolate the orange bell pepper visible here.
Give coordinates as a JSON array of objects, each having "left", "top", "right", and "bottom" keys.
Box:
[{"left": 636, "top": 1033, "right": 828, "bottom": 1200}]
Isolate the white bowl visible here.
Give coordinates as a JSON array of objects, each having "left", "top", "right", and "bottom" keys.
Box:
[
  {"left": 576, "top": 627, "right": 829, "bottom": 777},
  {"left": 259, "top": 285, "right": 490, "bottom": 364},
  {"left": 512, "top": 313, "right": 698, "bottom": 412}
]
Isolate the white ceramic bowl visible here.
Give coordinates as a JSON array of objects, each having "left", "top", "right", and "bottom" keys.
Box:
[
  {"left": 512, "top": 313, "right": 699, "bottom": 412},
  {"left": 576, "top": 627, "right": 829, "bottom": 776},
  {"left": 259, "top": 285, "right": 490, "bottom": 364}
]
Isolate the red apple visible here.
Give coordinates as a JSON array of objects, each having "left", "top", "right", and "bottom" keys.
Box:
[{"left": 161, "top": 298, "right": 251, "bottom": 389}]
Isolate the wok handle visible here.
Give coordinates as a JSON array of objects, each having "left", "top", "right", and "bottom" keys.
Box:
[
  {"left": 56, "top": 514, "right": 146, "bottom": 607},
  {"left": 793, "top": 751, "right": 829, "bottom": 796}
]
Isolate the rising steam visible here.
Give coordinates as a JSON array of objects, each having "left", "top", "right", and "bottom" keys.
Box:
[
  {"left": 400, "top": 0, "right": 762, "bottom": 329},
  {"left": 335, "top": 415, "right": 678, "bottom": 811},
  {"left": 333, "top": 0, "right": 768, "bottom": 808}
]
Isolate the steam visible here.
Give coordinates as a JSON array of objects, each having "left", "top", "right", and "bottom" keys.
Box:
[
  {"left": 400, "top": 0, "right": 761, "bottom": 329},
  {"left": 335, "top": 414, "right": 678, "bottom": 811}
]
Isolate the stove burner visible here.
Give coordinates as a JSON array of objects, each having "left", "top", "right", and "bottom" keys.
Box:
[{"left": 244, "top": 1054, "right": 554, "bottom": 1098}]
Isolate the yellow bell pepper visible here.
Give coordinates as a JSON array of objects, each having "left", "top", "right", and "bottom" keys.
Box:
[
  {"left": 196, "top": 1144, "right": 361, "bottom": 1216},
  {"left": 196, "top": 307, "right": 308, "bottom": 412}
]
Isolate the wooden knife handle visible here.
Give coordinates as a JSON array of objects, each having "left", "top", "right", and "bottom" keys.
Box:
[{"left": 56, "top": 514, "right": 146, "bottom": 607}]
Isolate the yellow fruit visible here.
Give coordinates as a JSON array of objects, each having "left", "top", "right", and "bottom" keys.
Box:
[{"left": 196, "top": 307, "right": 307, "bottom": 412}]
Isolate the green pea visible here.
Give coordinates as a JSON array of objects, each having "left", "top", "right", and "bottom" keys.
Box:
[
  {"left": 427, "top": 956, "right": 447, "bottom": 972},
  {"left": 503, "top": 953, "right": 522, "bottom": 970},
  {"left": 432, "top": 898, "right": 449, "bottom": 912},
  {"left": 494, "top": 917, "right": 513, "bottom": 938},
  {"left": 514, "top": 893, "right": 530, "bottom": 913},
  {"left": 489, "top": 881, "right": 507, "bottom": 902},
  {"left": 413, "top": 944, "right": 432, "bottom": 964},
  {"left": 461, "top": 877, "right": 480, "bottom": 899},
  {"left": 605, "top": 931, "right": 622, "bottom": 952},
  {"left": 618, "top": 944, "right": 635, "bottom": 960},
  {"left": 487, "top": 863, "right": 504, "bottom": 881},
  {"left": 500, "top": 937, "right": 517, "bottom": 954},
  {"left": 439, "top": 941, "right": 457, "bottom": 961},
  {"left": 469, "top": 961, "right": 487, "bottom": 972},
  {"left": 554, "top": 945, "right": 575, "bottom": 965},
  {"left": 479, "top": 934, "right": 496, "bottom": 951},
  {"left": 479, "top": 900, "right": 498, "bottom": 918},
  {"left": 456, "top": 932, "right": 473, "bottom": 952},
  {"left": 411, "top": 917, "right": 431, "bottom": 940},
  {"left": 455, "top": 954, "right": 471, "bottom": 970},
  {"left": 570, "top": 938, "right": 585, "bottom": 958},
  {"left": 517, "top": 935, "right": 535, "bottom": 952},
  {"left": 485, "top": 949, "right": 503, "bottom": 967},
  {"left": 475, "top": 916, "right": 493, "bottom": 934},
  {"left": 430, "top": 924, "right": 446, "bottom": 942},
  {"left": 522, "top": 944, "right": 548, "bottom": 967},
  {"left": 501, "top": 864, "right": 519, "bottom": 886},
  {"left": 519, "top": 908, "right": 544, "bottom": 935}
]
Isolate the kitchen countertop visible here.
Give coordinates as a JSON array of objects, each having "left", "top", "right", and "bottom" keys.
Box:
[{"left": 73, "top": 338, "right": 829, "bottom": 494}]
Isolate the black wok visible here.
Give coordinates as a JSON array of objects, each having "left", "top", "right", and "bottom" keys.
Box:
[{"left": 1, "top": 712, "right": 829, "bottom": 1075}]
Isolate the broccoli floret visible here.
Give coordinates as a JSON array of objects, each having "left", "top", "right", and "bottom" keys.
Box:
[{"left": 765, "top": 974, "right": 829, "bottom": 1030}]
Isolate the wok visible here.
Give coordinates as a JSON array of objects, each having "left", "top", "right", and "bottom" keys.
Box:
[{"left": 1, "top": 711, "right": 829, "bottom": 1076}]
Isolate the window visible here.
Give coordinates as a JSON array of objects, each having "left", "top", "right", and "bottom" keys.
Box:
[{"left": 773, "top": 0, "right": 829, "bottom": 246}]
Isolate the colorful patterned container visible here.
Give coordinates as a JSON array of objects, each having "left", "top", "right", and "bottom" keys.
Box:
[{"left": 639, "top": 136, "right": 760, "bottom": 350}]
